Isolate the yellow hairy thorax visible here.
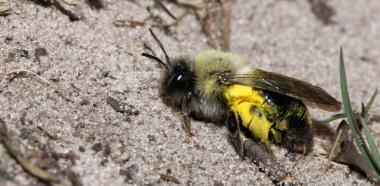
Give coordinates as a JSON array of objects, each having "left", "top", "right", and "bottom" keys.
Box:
[{"left": 223, "top": 84, "right": 275, "bottom": 143}]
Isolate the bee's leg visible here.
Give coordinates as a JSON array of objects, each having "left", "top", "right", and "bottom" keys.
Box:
[
  {"left": 226, "top": 112, "right": 244, "bottom": 158},
  {"left": 180, "top": 97, "right": 194, "bottom": 136},
  {"left": 180, "top": 112, "right": 194, "bottom": 136},
  {"left": 263, "top": 141, "right": 273, "bottom": 155},
  {"left": 226, "top": 112, "right": 294, "bottom": 184},
  {"left": 244, "top": 140, "right": 293, "bottom": 184}
]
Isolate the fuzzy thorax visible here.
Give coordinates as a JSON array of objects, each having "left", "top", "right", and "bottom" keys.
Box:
[{"left": 194, "top": 50, "right": 247, "bottom": 99}]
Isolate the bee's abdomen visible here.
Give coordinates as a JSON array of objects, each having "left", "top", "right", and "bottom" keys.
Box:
[
  {"left": 262, "top": 90, "right": 313, "bottom": 153},
  {"left": 262, "top": 90, "right": 307, "bottom": 123},
  {"left": 224, "top": 85, "right": 313, "bottom": 153}
]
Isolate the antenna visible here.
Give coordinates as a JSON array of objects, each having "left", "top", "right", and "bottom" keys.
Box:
[
  {"left": 141, "top": 52, "right": 168, "bottom": 69},
  {"left": 148, "top": 28, "right": 171, "bottom": 66}
]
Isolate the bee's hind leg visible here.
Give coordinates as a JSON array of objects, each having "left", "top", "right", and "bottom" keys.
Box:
[
  {"left": 244, "top": 140, "right": 293, "bottom": 184},
  {"left": 225, "top": 111, "right": 275, "bottom": 163},
  {"left": 226, "top": 112, "right": 245, "bottom": 158},
  {"left": 226, "top": 112, "right": 271, "bottom": 159},
  {"left": 226, "top": 112, "right": 293, "bottom": 184}
]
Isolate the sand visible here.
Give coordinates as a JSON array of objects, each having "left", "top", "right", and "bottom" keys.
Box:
[{"left": 1, "top": 0, "right": 380, "bottom": 185}]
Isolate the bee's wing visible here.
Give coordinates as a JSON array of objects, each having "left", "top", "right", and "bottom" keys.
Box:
[{"left": 224, "top": 69, "right": 341, "bottom": 112}]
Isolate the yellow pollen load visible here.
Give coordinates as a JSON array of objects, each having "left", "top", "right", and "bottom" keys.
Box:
[{"left": 223, "top": 84, "right": 273, "bottom": 143}]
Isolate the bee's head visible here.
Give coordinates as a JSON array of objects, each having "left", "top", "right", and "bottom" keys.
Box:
[{"left": 142, "top": 29, "right": 195, "bottom": 109}]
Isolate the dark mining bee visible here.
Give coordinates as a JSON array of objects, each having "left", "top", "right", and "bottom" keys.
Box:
[{"left": 142, "top": 29, "right": 341, "bottom": 182}]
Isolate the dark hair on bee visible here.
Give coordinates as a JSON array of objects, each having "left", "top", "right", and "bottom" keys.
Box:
[
  {"left": 141, "top": 28, "right": 196, "bottom": 110},
  {"left": 141, "top": 28, "right": 171, "bottom": 69}
]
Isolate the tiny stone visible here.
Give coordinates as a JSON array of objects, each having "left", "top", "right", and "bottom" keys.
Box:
[
  {"left": 92, "top": 142, "right": 103, "bottom": 152},
  {"left": 79, "top": 146, "right": 86, "bottom": 152}
]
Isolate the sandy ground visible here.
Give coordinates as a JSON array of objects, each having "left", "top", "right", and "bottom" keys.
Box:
[{"left": 1, "top": 0, "right": 380, "bottom": 185}]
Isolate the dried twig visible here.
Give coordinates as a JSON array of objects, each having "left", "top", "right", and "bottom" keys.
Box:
[
  {"left": 312, "top": 157, "right": 347, "bottom": 169},
  {"left": 113, "top": 19, "right": 148, "bottom": 27},
  {"left": 203, "top": 0, "right": 220, "bottom": 49},
  {"left": 0, "top": 119, "right": 62, "bottom": 183},
  {"left": 30, "top": 0, "right": 82, "bottom": 21},
  {"left": 37, "top": 126, "right": 58, "bottom": 140},
  {"left": 114, "top": 8, "right": 188, "bottom": 31},
  {"left": 154, "top": 0, "right": 177, "bottom": 20},
  {"left": 6, "top": 69, "right": 52, "bottom": 85},
  {"left": 323, "top": 127, "right": 342, "bottom": 172},
  {"left": 6, "top": 69, "right": 73, "bottom": 102},
  {"left": 168, "top": 8, "right": 188, "bottom": 26},
  {"left": 219, "top": 0, "right": 230, "bottom": 51},
  {"left": 160, "top": 174, "right": 181, "bottom": 184},
  {"left": 192, "top": 0, "right": 230, "bottom": 51},
  {"left": 174, "top": 0, "right": 202, "bottom": 9},
  {"left": 52, "top": 0, "right": 82, "bottom": 20}
]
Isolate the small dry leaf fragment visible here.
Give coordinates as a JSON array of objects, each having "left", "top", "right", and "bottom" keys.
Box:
[
  {"left": 106, "top": 96, "right": 125, "bottom": 113},
  {"left": 106, "top": 96, "right": 139, "bottom": 116},
  {"left": 0, "top": 0, "right": 11, "bottom": 15},
  {"left": 175, "top": 0, "right": 203, "bottom": 8},
  {"left": 332, "top": 121, "right": 378, "bottom": 183},
  {"left": 113, "top": 19, "right": 147, "bottom": 28}
]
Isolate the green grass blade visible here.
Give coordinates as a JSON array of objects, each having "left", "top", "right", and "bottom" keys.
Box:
[
  {"left": 362, "top": 89, "right": 378, "bottom": 118},
  {"left": 340, "top": 48, "right": 361, "bottom": 135},
  {"left": 320, "top": 113, "right": 346, "bottom": 124},
  {"left": 360, "top": 116, "right": 380, "bottom": 168},
  {"left": 361, "top": 103, "right": 366, "bottom": 117},
  {"left": 339, "top": 47, "right": 378, "bottom": 172}
]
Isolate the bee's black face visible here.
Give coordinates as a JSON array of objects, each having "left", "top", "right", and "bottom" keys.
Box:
[
  {"left": 160, "top": 59, "right": 195, "bottom": 108},
  {"left": 166, "top": 61, "right": 193, "bottom": 91}
]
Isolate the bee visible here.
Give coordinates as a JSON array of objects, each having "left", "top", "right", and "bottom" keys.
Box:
[{"left": 142, "top": 29, "right": 341, "bottom": 158}]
